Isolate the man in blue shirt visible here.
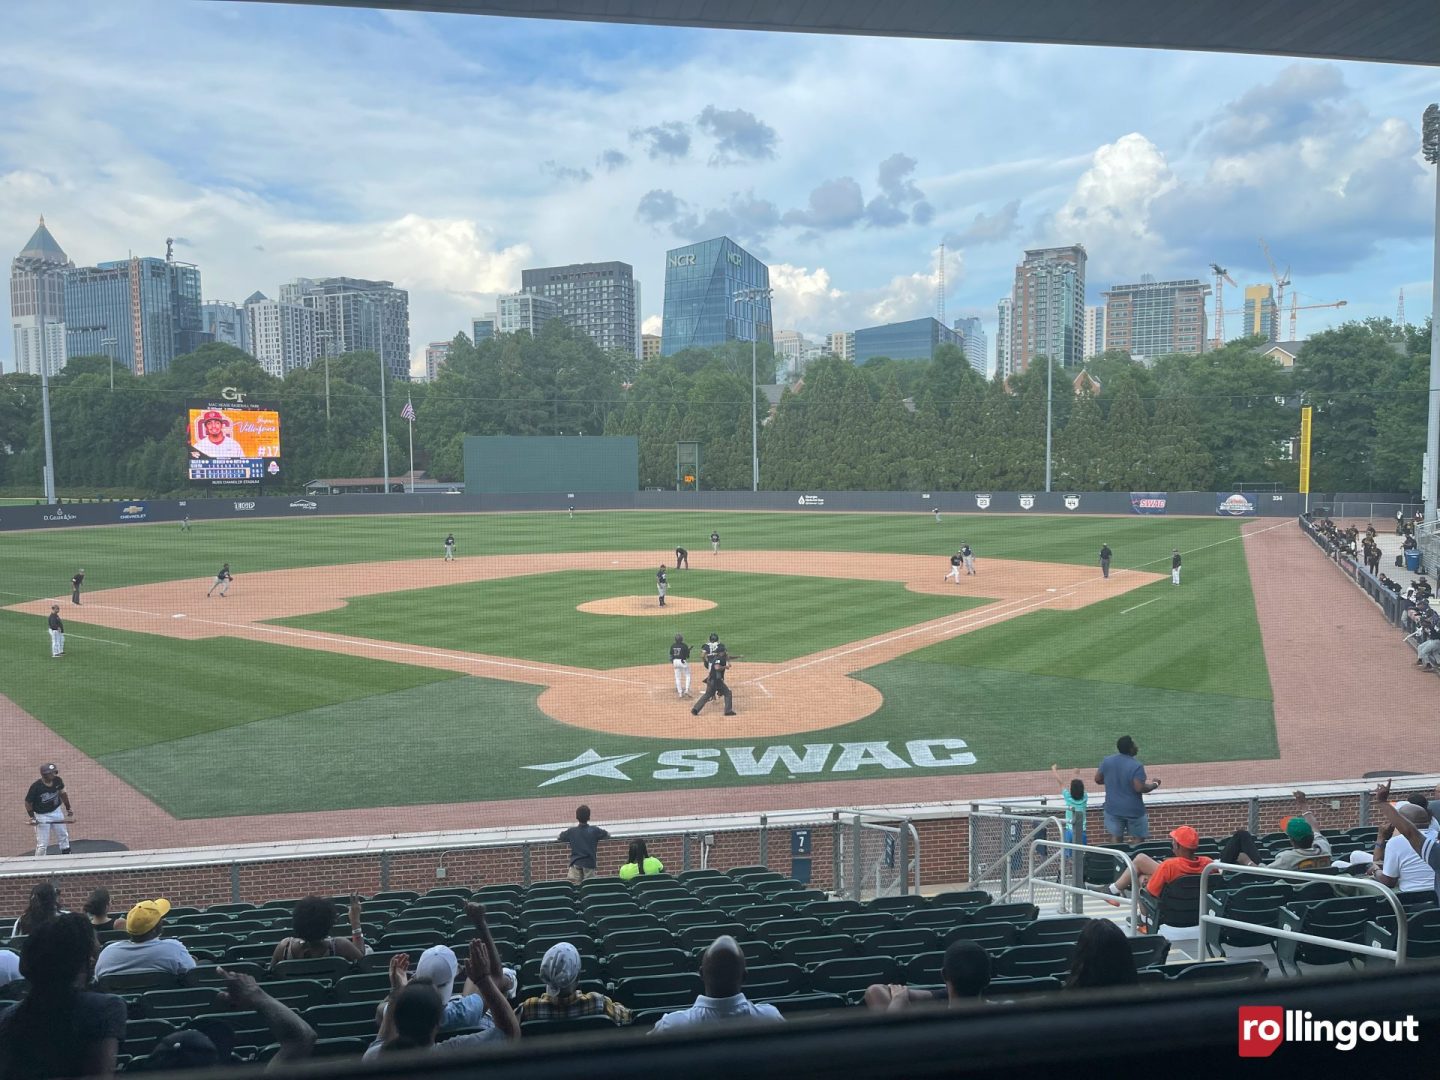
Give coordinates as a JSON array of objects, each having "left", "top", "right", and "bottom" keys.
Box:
[
  {"left": 651, "top": 936, "right": 783, "bottom": 1033},
  {"left": 1093, "top": 735, "right": 1160, "bottom": 841}
]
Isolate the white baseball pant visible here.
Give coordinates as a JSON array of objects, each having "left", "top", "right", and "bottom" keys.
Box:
[{"left": 33, "top": 809, "right": 69, "bottom": 856}]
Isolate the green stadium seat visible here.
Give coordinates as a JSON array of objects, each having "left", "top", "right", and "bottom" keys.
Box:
[
  {"left": 898, "top": 908, "right": 970, "bottom": 931},
  {"left": 595, "top": 914, "right": 663, "bottom": 939},
  {"left": 727, "top": 866, "right": 780, "bottom": 882},
  {"left": 982, "top": 976, "right": 1063, "bottom": 1001},
  {"left": 972, "top": 903, "right": 1040, "bottom": 924},
  {"left": 598, "top": 926, "right": 670, "bottom": 953},
  {"left": 139, "top": 986, "right": 222, "bottom": 1020},
  {"left": 943, "top": 922, "right": 1019, "bottom": 951},
  {"left": 752, "top": 880, "right": 806, "bottom": 898},
  {"left": 305, "top": 1001, "right": 384, "bottom": 1040},
  {"left": 643, "top": 897, "right": 707, "bottom": 918},
  {"left": 369, "top": 891, "right": 420, "bottom": 904},
  {"left": 522, "top": 1013, "right": 626, "bottom": 1036},
  {"left": 376, "top": 930, "right": 446, "bottom": 951},
  {"left": 809, "top": 956, "right": 901, "bottom": 999},
  {"left": 97, "top": 971, "right": 186, "bottom": 994},
  {"left": 864, "top": 895, "right": 926, "bottom": 913},
  {"left": 706, "top": 892, "right": 761, "bottom": 913},
  {"left": 602, "top": 948, "right": 691, "bottom": 981},
  {"left": 611, "top": 972, "right": 702, "bottom": 1011},
  {"left": 1128, "top": 935, "right": 1171, "bottom": 968},
  {"left": 187, "top": 1009, "right": 274, "bottom": 1046},
  {"left": 1203, "top": 882, "right": 1292, "bottom": 955},
  {"left": 799, "top": 900, "right": 862, "bottom": 920},
  {"left": 903, "top": 951, "right": 944, "bottom": 985},
  {"left": 857, "top": 928, "right": 939, "bottom": 961},
  {"left": 307, "top": 1036, "right": 373, "bottom": 1058},
  {"left": 754, "top": 918, "right": 824, "bottom": 944},
  {"left": 762, "top": 992, "right": 848, "bottom": 1015},
  {"left": 189, "top": 962, "right": 263, "bottom": 985},
  {"left": 259, "top": 978, "right": 331, "bottom": 1009},
  {"left": 677, "top": 870, "right": 730, "bottom": 886},
  {"left": 523, "top": 918, "right": 590, "bottom": 940},
  {"left": 1017, "top": 917, "right": 1093, "bottom": 946},
  {"left": 665, "top": 909, "right": 724, "bottom": 931},
  {"left": 1167, "top": 959, "right": 1267, "bottom": 983},
  {"left": 734, "top": 904, "right": 796, "bottom": 927},
  {"left": 779, "top": 934, "right": 857, "bottom": 968},
  {"left": 992, "top": 944, "right": 1077, "bottom": 979},
  {"left": 740, "top": 963, "right": 806, "bottom": 999},
  {"left": 1275, "top": 896, "right": 1392, "bottom": 974},
  {"left": 930, "top": 890, "right": 992, "bottom": 909},
  {"left": 472, "top": 885, "right": 523, "bottom": 903},
  {"left": 123, "top": 1018, "right": 178, "bottom": 1056},
  {"left": 827, "top": 912, "right": 896, "bottom": 936},
  {"left": 334, "top": 971, "right": 394, "bottom": 1002},
  {"left": 676, "top": 923, "right": 746, "bottom": 952},
  {"left": 581, "top": 903, "right": 643, "bottom": 925}
]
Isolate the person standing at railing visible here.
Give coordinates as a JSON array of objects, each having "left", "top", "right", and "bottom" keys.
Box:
[
  {"left": 1094, "top": 735, "right": 1158, "bottom": 841},
  {"left": 1050, "top": 764, "right": 1088, "bottom": 910}
]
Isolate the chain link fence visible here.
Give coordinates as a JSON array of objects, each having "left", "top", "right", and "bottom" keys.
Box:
[
  {"left": 833, "top": 814, "right": 919, "bottom": 900},
  {"left": 967, "top": 806, "right": 1065, "bottom": 907}
]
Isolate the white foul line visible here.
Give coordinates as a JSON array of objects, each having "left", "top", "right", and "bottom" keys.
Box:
[
  {"left": 1120, "top": 596, "right": 1162, "bottom": 615},
  {"left": 63, "top": 633, "right": 133, "bottom": 647}
]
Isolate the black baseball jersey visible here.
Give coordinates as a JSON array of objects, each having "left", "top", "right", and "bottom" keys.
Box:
[
  {"left": 961, "top": 545, "right": 973, "bottom": 558},
  {"left": 657, "top": 569, "right": 667, "bottom": 585},
  {"left": 444, "top": 535, "right": 455, "bottom": 545},
  {"left": 1100, "top": 545, "right": 1112, "bottom": 560},
  {"left": 711, "top": 532, "right": 720, "bottom": 543},
  {"left": 48, "top": 611, "right": 63, "bottom": 632},
  {"left": 707, "top": 654, "right": 729, "bottom": 683},
  {"left": 1172, "top": 553, "right": 1182, "bottom": 569},
  {"left": 670, "top": 642, "right": 691, "bottom": 661},
  {"left": 701, "top": 641, "right": 720, "bottom": 667},
  {"left": 950, "top": 554, "right": 962, "bottom": 567},
  {"left": 71, "top": 573, "right": 84, "bottom": 590},
  {"left": 26, "top": 778, "right": 64, "bottom": 814},
  {"left": 217, "top": 566, "right": 232, "bottom": 580},
  {"left": 675, "top": 547, "right": 687, "bottom": 559}
]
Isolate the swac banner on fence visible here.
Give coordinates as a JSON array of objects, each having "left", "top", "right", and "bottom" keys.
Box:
[
  {"left": 1216, "top": 492, "right": 1258, "bottom": 516},
  {"left": 1130, "top": 492, "right": 1168, "bottom": 515}
]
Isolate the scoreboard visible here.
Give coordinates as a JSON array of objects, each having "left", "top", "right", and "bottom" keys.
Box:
[{"left": 187, "top": 402, "right": 281, "bottom": 487}]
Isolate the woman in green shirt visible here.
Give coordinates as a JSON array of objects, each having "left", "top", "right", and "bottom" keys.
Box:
[
  {"left": 1052, "top": 765, "right": 1089, "bottom": 912},
  {"left": 619, "top": 840, "right": 664, "bottom": 881}
]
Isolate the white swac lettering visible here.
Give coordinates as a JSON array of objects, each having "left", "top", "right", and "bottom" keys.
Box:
[
  {"left": 654, "top": 748, "right": 720, "bottom": 780},
  {"left": 906, "top": 739, "right": 977, "bottom": 767},
  {"left": 725, "top": 744, "right": 834, "bottom": 777},
  {"left": 832, "top": 742, "right": 911, "bottom": 772}
]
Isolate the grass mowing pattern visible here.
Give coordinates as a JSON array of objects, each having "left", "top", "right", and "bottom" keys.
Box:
[{"left": 269, "top": 570, "right": 992, "bottom": 668}]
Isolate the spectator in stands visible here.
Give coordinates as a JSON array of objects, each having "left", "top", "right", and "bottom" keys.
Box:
[
  {"left": 862, "top": 940, "right": 992, "bottom": 1011},
  {"left": 0, "top": 947, "right": 16, "bottom": 989},
  {"left": 93, "top": 898, "right": 196, "bottom": 980},
  {"left": 1051, "top": 764, "right": 1088, "bottom": 909},
  {"left": 1371, "top": 802, "right": 1437, "bottom": 893},
  {"left": 270, "top": 895, "right": 365, "bottom": 967},
  {"left": 367, "top": 936, "right": 519, "bottom": 1057},
  {"left": 619, "top": 839, "right": 664, "bottom": 880},
  {"left": 1404, "top": 533, "right": 1419, "bottom": 552},
  {"left": 1094, "top": 736, "right": 1159, "bottom": 841},
  {"left": 136, "top": 967, "right": 316, "bottom": 1071},
  {"left": 1373, "top": 782, "right": 1440, "bottom": 906},
  {"left": 10, "top": 882, "right": 64, "bottom": 937},
  {"left": 651, "top": 936, "right": 784, "bottom": 1032},
  {"left": 0, "top": 913, "right": 125, "bottom": 1079},
  {"left": 82, "top": 888, "right": 119, "bottom": 932},
  {"left": 1101, "top": 825, "right": 1210, "bottom": 904},
  {"left": 1218, "top": 791, "right": 1332, "bottom": 870},
  {"left": 558, "top": 805, "right": 609, "bottom": 884},
  {"left": 1064, "top": 920, "right": 1136, "bottom": 991},
  {"left": 517, "top": 942, "right": 633, "bottom": 1025},
  {"left": 411, "top": 944, "right": 492, "bottom": 1031}
]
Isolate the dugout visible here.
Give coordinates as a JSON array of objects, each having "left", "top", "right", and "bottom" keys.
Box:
[{"left": 462, "top": 436, "right": 638, "bottom": 494}]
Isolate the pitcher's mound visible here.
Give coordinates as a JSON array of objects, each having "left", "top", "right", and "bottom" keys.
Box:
[{"left": 578, "top": 596, "right": 717, "bottom": 616}]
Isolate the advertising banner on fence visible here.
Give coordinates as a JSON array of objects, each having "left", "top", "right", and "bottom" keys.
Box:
[
  {"left": 1216, "top": 492, "right": 1258, "bottom": 516},
  {"left": 1130, "top": 492, "right": 1168, "bottom": 515}
]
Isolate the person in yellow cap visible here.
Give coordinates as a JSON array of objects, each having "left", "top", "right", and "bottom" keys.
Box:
[{"left": 94, "top": 898, "right": 196, "bottom": 979}]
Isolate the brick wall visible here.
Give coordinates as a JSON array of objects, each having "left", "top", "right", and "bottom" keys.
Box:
[{"left": 0, "top": 788, "right": 1418, "bottom": 917}]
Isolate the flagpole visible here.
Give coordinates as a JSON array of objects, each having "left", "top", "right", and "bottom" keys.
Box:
[{"left": 405, "top": 396, "right": 415, "bottom": 494}]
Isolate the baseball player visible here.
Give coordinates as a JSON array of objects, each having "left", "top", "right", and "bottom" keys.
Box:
[
  {"left": 47, "top": 605, "right": 64, "bottom": 657},
  {"left": 568, "top": 505, "right": 575, "bottom": 519},
  {"left": 962, "top": 543, "right": 976, "bottom": 575},
  {"left": 701, "top": 632, "right": 721, "bottom": 669},
  {"left": 656, "top": 565, "right": 668, "bottom": 607},
  {"left": 675, "top": 546, "right": 689, "bottom": 569},
  {"left": 71, "top": 569, "right": 84, "bottom": 606},
  {"left": 933, "top": 507, "right": 941, "bottom": 523},
  {"left": 944, "top": 551, "right": 963, "bottom": 584},
  {"left": 1100, "top": 543, "right": 1112, "bottom": 579},
  {"left": 180, "top": 515, "right": 191, "bottom": 533},
  {"left": 670, "top": 633, "right": 692, "bottom": 697},
  {"left": 444, "top": 533, "right": 456, "bottom": 561},
  {"left": 1171, "top": 549, "right": 1182, "bottom": 586},
  {"left": 710, "top": 530, "right": 720, "bottom": 555},
  {"left": 26, "top": 763, "right": 72, "bottom": 857},
  {"left": 691, "top": 643, "right": 736, "bottom": 716},
  {"left": 207, "top": 563, "right": 233, "bottom": 597}
]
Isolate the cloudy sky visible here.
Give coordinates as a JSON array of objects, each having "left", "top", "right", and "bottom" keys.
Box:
[{"left": 2, "top": 1, "right": 1435, "bottom": 375}]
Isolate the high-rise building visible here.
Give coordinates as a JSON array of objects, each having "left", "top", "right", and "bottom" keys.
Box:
[
  {"left": 1084, "top": 305, "right": 1106, "bottom": 359},
  {"left": 640, "top": 333, "right": 662, "bottom": 361},
  {"left": 65, "top": 255, "right": 207, "bottom": 376},
  {"left": 661, "top": 236, "right": 771, "bottom": 355},
  {"left": 282, "top": 277, "right": 410, "bottom": 380},
  {"left": 825, "top": 331, "right": 854, "bottom": 363},
  {"left": 10, "top": 217, "right": 71, "bottom": 376},
  {"left": 854, "top": 317, "right": 963, "bottom": 364},
  {"left": 424, "top": 341, "right": 451, "bottom": 382},
  {"left": 520, "top": 261, "right": 641, "bottom": 357},
  {"left": 471, "top": 316, "right": 495, "bottom": 344},
  {"left": 1243, "top": 284, "right": 1278, "bottom": 342},
  {"left": 1101, "top": 278, "right": 1209, "bottom": 361},
  {"left": 952, "top": 316, "right": 987, "bottom": 376},
  {"left": 773, "top": 329, "right": 809, "bottom": 380},
  {"left": 495, "top": 291, "right": 561, "bottom": 336},
  {"left": 1009, "top": 245, "right": 1087, "bottom": 372},
  {"left": 201, "top": 301, "right": 245, "bottom": 351},
  {"left": 995, "top": 297, "right": 1013, "bottom": 378},
  {"left": 243, "top": 292, "right": 317, "bottom": 378}
]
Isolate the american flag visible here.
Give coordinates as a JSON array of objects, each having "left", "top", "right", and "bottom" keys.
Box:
[{"left": 400, "top": 399, "right": 416, "bottom": 422}]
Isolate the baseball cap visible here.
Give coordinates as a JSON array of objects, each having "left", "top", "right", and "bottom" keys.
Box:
[
  {"left": 201, "top": 410, "right": 229, "bottom": 423},
  {"left": 125, "top": 898, "right": 172, "bottom": 936},
  {"left": 1282, "top": 816, "right": 1314, "bottom": 845},
  {"left": 1169, "top": 825, "right": 1200, "bottom": 850},
  {"left": 40, "top": 763, "right": 57, "bottom": 775}
]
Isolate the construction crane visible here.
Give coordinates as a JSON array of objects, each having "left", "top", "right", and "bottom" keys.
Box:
[
  {"left": 1288, "top": 293, "right": 1347, "bottom": 339},
  {"left": 1258, "top": 237, "right": 1291, "bottom": 322},
  {"left": 1209, "top": 263, "right": 1237, "bottom": 350}
]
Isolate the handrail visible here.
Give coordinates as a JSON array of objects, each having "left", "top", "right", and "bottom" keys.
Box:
[
  {"left": 1197, "top": 861, "right": 1409, "bottom": 964},
  {"left": 972, "top": 813, "right": 1063, "bottom": 902},
  {"left": 1027, "top": 838, "right": 1138, "bottom": 929}
]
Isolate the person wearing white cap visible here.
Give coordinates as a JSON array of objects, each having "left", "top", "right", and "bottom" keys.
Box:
[
  {"left": 517, "top": 942, "right": 632, "bottom": 1024},
  {"left": 94, "top": 899, "right": 196, "bottom": 979}
]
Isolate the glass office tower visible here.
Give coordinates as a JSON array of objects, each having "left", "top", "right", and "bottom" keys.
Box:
[{"left": 660, "top": 236, "right": 771, "bottom": 355}]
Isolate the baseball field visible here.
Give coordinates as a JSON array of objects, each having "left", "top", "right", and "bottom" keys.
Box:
[{"left": 0, "top": 509, "right": 1285, "bottom": 845}]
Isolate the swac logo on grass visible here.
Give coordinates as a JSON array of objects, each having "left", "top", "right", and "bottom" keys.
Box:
[
  {"left": 797, "top": 495, "right": 825, "bottom": 506},
  {"left": 1018, "top": 494, "right": 1035, "bottom": 510},
  {"left": 233, "top": 502, "right": 256, "bottom": 511},
  {"left": 119, "top": 503, "right": 148, "bottom": 521},
  {"left": 1238, "top": 1006, "right": 1419, "bottom": 1057},
  {"left": 1064, "top": 494, "right": 1081, "bottom": 510},
  {"left": 975, "top": 494, "right": 991, "bottom": 509}
]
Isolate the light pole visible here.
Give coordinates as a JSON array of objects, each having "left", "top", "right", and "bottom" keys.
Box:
[
  {"left": 379, "top": 352, "right": 391, "bottom": 494},
  {"left": 1044, "top": 354, "right": 1054, "bottom": 493},
  {"left": 101, "top": 336, "right": 117, "bottom": 391},
  {"left": 1423, "top": 103, "right": 1440, "bottom": 524},
  {"left": 733, "top": 286, "right": 773, "bottom": 491},
  {"left": 316, "top": 330, "right": 333, "bottom": 423}
]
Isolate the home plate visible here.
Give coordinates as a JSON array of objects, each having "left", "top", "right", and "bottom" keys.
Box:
[{"left": 1047, "top": 588, "right": 1058, "bottom": 592}]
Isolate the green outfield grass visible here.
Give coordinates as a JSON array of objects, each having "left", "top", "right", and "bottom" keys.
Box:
[
  {"left": 0, "top": 511, "right": 1279, "bottom": 816},
  {"left": 269, "top": 570, "right": 991, "bottom": 667}
]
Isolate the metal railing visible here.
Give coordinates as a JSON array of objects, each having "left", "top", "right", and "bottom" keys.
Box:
[
  {"left": 968, "top": 811, "right": 1063, "bottom": 903},
  {"left": 1026, "top": 837, "right": 1138, "bottom": 928},
  {"left": 835, "top": 815, "right": 920, "bottom": 899},
  {"left": 1198, "top": 862, "right": 1409, "bottom": 964}
]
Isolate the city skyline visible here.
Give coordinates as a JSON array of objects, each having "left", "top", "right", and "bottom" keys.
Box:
[{"left": 0, "top": 0, "right": 1434, "bottom": 377}]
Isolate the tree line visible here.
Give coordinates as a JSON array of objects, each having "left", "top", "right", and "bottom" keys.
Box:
[{"left": 0, "top": 316, "right": 1427, "bottom": 496}]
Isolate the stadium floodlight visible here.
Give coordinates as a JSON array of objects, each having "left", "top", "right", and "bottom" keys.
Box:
[
  {"left": 1424, "top": 105, "right": 1439, "bottom": 525},
  {"left": 733, "top": 286, "right": 774, "bottom": 492}
]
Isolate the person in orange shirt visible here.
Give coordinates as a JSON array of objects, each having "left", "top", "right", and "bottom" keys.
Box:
[{"left": 1099, "top": 825, "right": 1211, "bottom": 904}]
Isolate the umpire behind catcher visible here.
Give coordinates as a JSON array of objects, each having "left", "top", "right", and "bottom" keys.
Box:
[{"left": 691, "top": 642, "right": 736, "bottom": 717}]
